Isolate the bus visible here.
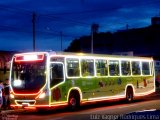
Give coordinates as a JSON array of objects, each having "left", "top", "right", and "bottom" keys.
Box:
[{"left": 9, "top": 51, "right": 155, "bottom": 110}]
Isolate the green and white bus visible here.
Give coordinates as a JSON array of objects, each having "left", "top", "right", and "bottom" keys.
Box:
[{"left": 9, "top": 51, "right": 155, "bottom": 109}]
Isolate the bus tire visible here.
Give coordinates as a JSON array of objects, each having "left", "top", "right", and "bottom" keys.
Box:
[
  {"left": 68, "top": 91, "right": 80, "bottom": 111},
  {"left": 126, "top": 87, "right": 134, "bottom": 102}
]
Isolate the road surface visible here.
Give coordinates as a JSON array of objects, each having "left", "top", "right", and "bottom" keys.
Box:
[{"left": 2, "top": 94, "right": 160, "bottom": 120}]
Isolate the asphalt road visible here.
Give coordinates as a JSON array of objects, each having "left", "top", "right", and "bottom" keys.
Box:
[{"left": 1, "top": 93, "right": 160, "bottom": 120}]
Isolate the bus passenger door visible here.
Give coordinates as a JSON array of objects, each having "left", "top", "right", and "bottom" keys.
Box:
[{"left": 50, "top": 62, "right": 65, "bottom": 104}]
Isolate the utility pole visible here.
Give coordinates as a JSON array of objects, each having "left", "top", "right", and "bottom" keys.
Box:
[
  {"left": 60, "top": 31, "right": 63, "bottom": 51},
  {"left": 91, "top": 23, "right": 99, "bottom": 53},
  {"left": 32, "top": 12, "right": 36, "bottom": 51},
  {"left": 91, "top": 26, "right": 93, "bottom": 53}
]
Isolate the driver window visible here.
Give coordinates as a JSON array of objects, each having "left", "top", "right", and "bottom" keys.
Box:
[{"left": 50, "top": 63, "right": 64, "bottom": 88}]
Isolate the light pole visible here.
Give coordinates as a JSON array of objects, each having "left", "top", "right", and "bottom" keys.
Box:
[
  {"left": 91, "top": 27, "right": 93, "bottom": 53},
  {"left": 60, "top": 31, "right": 63, "bottom": 51},
  {"left": 32, "top": 12, "right": 36, "bottom": 51},
  {"left": 91, "top": 23, "right": 99, "bottom": 54}
]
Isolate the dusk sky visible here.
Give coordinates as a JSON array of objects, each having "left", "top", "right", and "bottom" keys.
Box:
[{"left": 0, "top": 0, "right": 160, "bottom": 52}]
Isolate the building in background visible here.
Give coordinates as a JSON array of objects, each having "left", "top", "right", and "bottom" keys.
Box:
[{"left": 0, "top": 51, "right": 15, "bottom": 81}]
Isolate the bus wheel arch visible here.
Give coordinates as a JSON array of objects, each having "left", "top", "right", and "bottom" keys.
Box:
[
  {"left": 68, "top": 89, "right": 81, "bottom": 110},
  {"left": 125, "top": 85, "right": 134, "bottom": 102}
]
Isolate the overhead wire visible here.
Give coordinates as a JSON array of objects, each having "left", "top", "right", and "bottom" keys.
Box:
[{"left": 0, "top": 0, "right": 160, "bottom": 40}]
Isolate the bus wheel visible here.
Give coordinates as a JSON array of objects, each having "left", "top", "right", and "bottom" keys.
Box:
[
  {"left": 68, "top": 93, "right": 80, "bottom": 110},
  {"left": 126, "top": 87, "right": 134, "bottom": 102}
]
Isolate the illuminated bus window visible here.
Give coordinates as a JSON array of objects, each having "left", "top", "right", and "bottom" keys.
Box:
[
  {"left": 96, "top": 59, "right": 108, "bottom": 76},
  {"left": 142, "top": 62, "right": 150, "bottom": 75},
  {"left": 66, "top": 58, "right": 80, "bottom": 77},
  {"left": 109, "top": 60, "right": 120, "bottom": 76},
  {"left": 121, "top": 61, "right": 131, "bottom": 76},
  {"left": 132, "top": 61, "right": 141, "bottom": 75},
  {"left": 81, "top": 59, "right": 94, "bottom": 77}
]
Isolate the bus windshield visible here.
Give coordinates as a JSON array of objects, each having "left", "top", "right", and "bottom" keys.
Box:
[{"left": 11, "top": 59, "right": 46, "bottom": 94}]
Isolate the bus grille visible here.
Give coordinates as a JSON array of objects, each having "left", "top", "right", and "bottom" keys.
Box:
[{"left": 16, "top": 100, "right": 36, "bottom": 105}]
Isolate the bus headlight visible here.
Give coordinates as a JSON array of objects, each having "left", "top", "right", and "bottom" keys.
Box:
[
  {"left": 13, "top": 79, "right": 22, "bottom": 87},
  {"left": 38, "top": 92, "right": 46, "bottom": 99},
  {"left": 36, "top": 91, "right": 46, "bottom": 99},
  {"left": 10, "top": 93, "right": 14, "bottom": 99}
]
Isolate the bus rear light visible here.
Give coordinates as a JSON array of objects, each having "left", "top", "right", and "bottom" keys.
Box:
[{"left": 15, "top": 54, "right": 44, "bottom": 62}]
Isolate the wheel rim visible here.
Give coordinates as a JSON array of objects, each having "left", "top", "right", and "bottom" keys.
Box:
[
  {"left": 70, "top": 97, "right": 76, "bottom": 107},
  {"left": 127, "top": 91, "right": 133, "bottom": 102},
  {"left": 127, "top": 94, "right": 132, "bottom": 101}
]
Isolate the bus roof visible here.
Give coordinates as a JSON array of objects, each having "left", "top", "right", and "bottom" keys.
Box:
[
  {"left": 50, "top": 51, "right": 153, "bottom": 60},
  {"left": 13, "top": 51, "right": 153, "bottom": 61}
]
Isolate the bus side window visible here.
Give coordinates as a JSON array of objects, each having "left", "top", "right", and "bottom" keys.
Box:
[
  {"left": 142, "top": 62, "right": 150, "bottom": 75},
  {"left": 50, "top": 63, "right": 64, "bottom": 88},
  {"left": 132, "top": 61, "right": 141, "bottom": 75},
  {"left": 121, "top": 61, "right": 131, "bottom": 76},
  {"left": 109, "top": 60, "right": 120, "bottom": 76},
  {"left": 96, "top": 59, "right": 108, "bottom": 76},
  {"left": 81, "top": 59, "right": 94, "bottom": 77},
  {"left": 66, "top": 58, "right": 80, "bottom": 77}
]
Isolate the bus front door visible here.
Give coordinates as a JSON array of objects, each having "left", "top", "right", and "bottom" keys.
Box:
[{"left": 50, "top": 62, "right": 65, "bottom": 104}]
